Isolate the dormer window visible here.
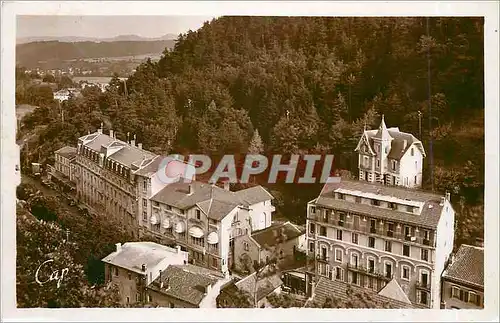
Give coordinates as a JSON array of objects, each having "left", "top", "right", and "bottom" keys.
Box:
[
  {"left": 311, "top": 206, "right": 316, "bottom": 214},
  {"left": 406, "top": 205, "right": 414, "bottom": 213},
  {"left": 337, "top": 193, "right": 345, "bottom": 200},
  {"left": 371, "top": 199, "right": 380, "bottom": 206}
]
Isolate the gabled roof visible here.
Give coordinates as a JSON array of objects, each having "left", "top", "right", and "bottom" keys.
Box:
[
  {"left": 377, "top": 279, "right": 412, "bottom": 304},
  {"left": 147, "top": 264, "right": 225, "bottom": 306},
  {"left": 355, "top": 116, "right": 426, "bottom": 160},
  {"left": 443, "top": 244, "right": 484, "bottom": 289},
  {"left": 313, "top": 277, "right": 414, "bottom": 309},
  {"left": 234, "top": 271, "right": 283, "bottom": 302},
  {"left": 151, "top": 181, "right": 273, "bottom": 221},
  {"left": 234, "top": 186, "right": 275, "bottom": 205},
  {"left": 251, "top": 221, "right": 305, "bottom": 248}
]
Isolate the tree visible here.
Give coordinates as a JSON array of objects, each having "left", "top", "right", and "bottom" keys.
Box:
[
  {"left": 248, "top": 129, "right": 264, "bottom": 154},
  {"left": 16, "top": 206, "right": 122, "bottom": 308}
]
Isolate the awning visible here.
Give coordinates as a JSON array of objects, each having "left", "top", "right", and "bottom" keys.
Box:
[
  {"left": 162, "top": 218, "right": 171, "bottom": 229},
  {"left": 150, "top": 215, "right": 158, "bottom": 225},
  {"left": 175, "top": 222, "right": 185, "bottom": 233},
  {"left": 207, "top": 232, "right": 219, "bottom": 244},
  {"left": 189, "top": 226, "right": 204, "bottom": 238}
]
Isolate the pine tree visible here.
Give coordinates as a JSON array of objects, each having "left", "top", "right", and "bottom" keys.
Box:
[{"left": 248, "top": 129, "right": 264, "bottom": 154}]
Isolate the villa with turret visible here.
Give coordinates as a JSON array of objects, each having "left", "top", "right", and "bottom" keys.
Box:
[{"left": 355, "top": 116, "right": 426, "bottom": 189}]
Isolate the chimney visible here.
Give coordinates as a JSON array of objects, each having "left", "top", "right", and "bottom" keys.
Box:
[
  {"left": 131, "top": 134, "right": 136, "bottom": 147},
  {"left": 188, "top": 184, "right": 194, "bottom": 195},
  {"left": 205, "top": 283, "right": 212, "bottom": 294},
  {"left": 403, "top": 139, "right": 408, "bottom": 149},
  {"left": 109, "top": 129, "right": 114, "bottom": 138},
  {"left": 445, "top": 192, "right": 451, "bottom": 202},
  {"left": 223, "top": 181, "right": 230, "bottom": 191},
  {"left": 138, "top": 143, "right": 143, "bottom": 150},
  {"left": 176, "top": 245, "right": 182, "bottom": 253},
  {"left": 141, "top": 264, "right": 147, "bottom": 272},
  {"left": 440, "top": 197, "right": 445, "bottom": 206},
  {"left": 115, "top": 242, "right": 121, "bottom": 252}
]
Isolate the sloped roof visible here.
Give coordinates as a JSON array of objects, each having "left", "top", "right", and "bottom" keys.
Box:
[
  {"left": 377, "top": 279, "right": 412, "bottom": 304},
  {"left": 313, "top": 277, "right": 414, "bottom": 309},
  {"left": 151, "top": 181, "right": 273, "bottom": 221},
  {"left": 314, "top": 179, "right": 445, "bottom": 228},
  {"left": 101, "top": 242, "right": 181, "bottom": 274},
  {"left": 235, "top": 271, "right": 283, "bottom": 302},
  {"left": 443, "top": 244, "right": 484, "bottom": 289},
  {"left": 234, "top": 186, "right": 274, "bottom": 205},
  {"left": 357, "top": 117, "right": 425, "bottom": 160},
  {"left": 55, "top": 146, "right": 77, "bottom": 160},
  {"left": 251, "top": 222, "right": 305, "bottom": 248},
  {"left": 147, "top": 264, "right": 224, "bottom": 306}
]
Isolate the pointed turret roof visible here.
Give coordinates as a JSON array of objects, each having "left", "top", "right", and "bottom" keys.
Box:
[{"left": 374, "top": 115, "right": 392, "bottom": 140}]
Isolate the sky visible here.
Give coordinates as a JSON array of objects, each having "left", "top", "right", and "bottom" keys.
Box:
[{"left": 16, "top": 15, "right": 214, "bottom": 39}]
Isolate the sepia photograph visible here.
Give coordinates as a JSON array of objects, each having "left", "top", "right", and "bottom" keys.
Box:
[{"left": 1, "top": 1, "right": 499, "bottom": 322}]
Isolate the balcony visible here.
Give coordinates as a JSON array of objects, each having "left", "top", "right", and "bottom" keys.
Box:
[
  {"left": 338, "top": 220, "right": 345, "bottom": 227},
  {"left": 423, "top": 238, "right": 431, "bottom": 246},
  {"left": 387, "top": 231, "right": 394, "bottom": 238},
  {"left": 370, "top": 227, "right": 376, "bottom": 234},
  {"left": 316, "top": 255, "right": 329, "bottom": 263},
  {"left": 416, "top": 281, "right": 431, "bottom": 291}
]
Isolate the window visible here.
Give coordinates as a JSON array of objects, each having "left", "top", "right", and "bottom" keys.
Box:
[
  {"left": 385, "top": 263, "right": 392, "bottom": 278},
  {"left": 419, "top": 291, "right": 428, "bottom": 305},
  {"left": 421, "top": 272, "right": 429, "bottom": 285},
  {"left": 368, "top": 237, "right": 375, "bottom": 248},
  {"left": 403, "top": 244, "right": 410, "bottom": 257},
  {"left": 142, "top": 180, "right": 147, "bottom": 192},
  {"left": 320, "top": 226, "right": 327, "bottom": 236},
  {"left": 335, "top": 267, "right": 343, "bottom": 280},
  {"left": 371, "top": 199, "right": 380, "bottom": 206},
  {"left": 351, "top": 254, "right": 359, "bottom": 267},
  {"left": 411, "top": 148, "right": 414, "bottom": 156},
  {"left": 191, "top": 236, "right": 204, "bottom": 246},
  {"left": 142, "top": 198, "right": 147, "bottom": 208},
  {"left": 114, "top": 267, "right": 118, "bottom": 276},
  {"left": 451, "top": 286, "right": 460, "bottom": 299},
  {"left": 387, "top": 223, "right": 394, "bottom": 236},
  {"left": 170, "top": 303, "right": 175, "bottom": 308},
  {"left": 335, "top": 249, "right": 343, "bottom": 262},
  {"left": 404, "top": 226, "right": 411, "bottom": 237},
  {"left": 311, "top": 206, "right": 316, "bottom": 214},
  {"left": 385, "top": 241, "right": 392, "bottom": 252},
  {"left": 136, "top": 293, "right": 141, "bottom": 302},
  {"left": 322, "top": 209, "right": 329, "bottom": 222},
  {"left": 309, "top": 223, "right": 316, "bottom": 234},
  {"left": 363, "top": 156, "right": 369, "bottom": 167},
  {"left": 421, "top": 249, "right": 429, "bottom": 261},
  {"left": 126, "top": 296, "right": 130, "bottom": 304},
  {"left": 143, "top": 211, "right": 147, "bottom": 221},
  {"left": 368, "top": 259, "right": 375, "bottom": 273},
  {"left": 196, "top": 209, "right": 201, "bottom": 220},
  {"left": 321, "top": 246, "right": 327, "bottom": 260},
  {"left": 376, "top": 159, "right": 380, "bottom": 168},
  {"left": 337, "top": 193, "right": 345, "bottom": 200},
  {"left": 244, "top": 242, "right": 249, "bottom": 251},
  {"left": 351, "top": 272, "right": 359, "bottom": 285},
  {"left": 402, "top": 266, "right": 410, "bottom": 280},
  {"left": 352, "top": 233, "right": 359, "bottom": 244},
  {"left": 370, "top": 219, "right": 376, "bottom": 233},
  {"left": 338, "top": 213, "right": 345, "bottom": 226},
  {"left": 212, "top": 257, "right": 218, "bottom": 268},
  {"left": 336, "top": 230, "right": 343, "bottom": 240},
  {"left": 309, "top": 242, "right": 315, "bottom": 253},
  {"left": 469, "top": 292, "right": 478, "bottom": 304},
  {"left": 128, "top": 273, "right": 132, "bottom": 280},
  {"left": 355, "top": 196, "right": 361, "bottom": 203},
  {"left": 414, "top": 175, "right": 417, "bottom": 185},
  {"left": 391, "top": 160, "right": 396, "bottom": 171}
]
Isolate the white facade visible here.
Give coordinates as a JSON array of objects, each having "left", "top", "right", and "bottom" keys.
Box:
[{"left": 355, "top": 116, "right": 425, "bottom": 188}]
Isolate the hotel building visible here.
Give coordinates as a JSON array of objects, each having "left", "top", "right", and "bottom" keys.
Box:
[{"left": 306, "top": 180, "right": 455, "bottom": 309}]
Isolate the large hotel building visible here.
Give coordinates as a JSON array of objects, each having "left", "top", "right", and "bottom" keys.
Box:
[
  {"left": 74, "top": 126, "right": 275, "bottom": 275},
  {"left": 306, "top": 117, "right": 455, "bottom": 309}
]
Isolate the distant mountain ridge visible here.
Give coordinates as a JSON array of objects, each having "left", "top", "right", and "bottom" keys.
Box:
[
  {"left": 16, "top": 33, "right": 178, "bottom": 44},
  {"left": 16, "top": 39, "right": 175, "bottom": 67}
]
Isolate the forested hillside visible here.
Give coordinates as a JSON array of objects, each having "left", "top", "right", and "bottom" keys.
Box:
[
  {"left": 16, "top": 40, "right": 175, "bottom": 67},
  {"left": 17, "top": 17, "right": 484, "bottom": 247}
]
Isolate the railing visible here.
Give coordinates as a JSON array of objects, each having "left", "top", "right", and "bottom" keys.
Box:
[
  {"left": 346, "top": 264, "right": 393, "bottom": 282},
  {"left": 416, "top": 281, "right": 431, "bottom": 291},
  {"left": 316, "top": 255, "right": 329, "bottom": 262},
  {"left": 423, "top": 239, "right": 431, "bottom": 246},
  {"left": 370, "top": 227, "right": 376, "bottom": 234}
]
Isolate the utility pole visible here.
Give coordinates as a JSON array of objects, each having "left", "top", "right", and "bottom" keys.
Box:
[
  {"left": 426, "top": 17, "right": 434, "bottom": 192},
  {"left": 417, "top": 111, "right": 422, "bottom": 140}
]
